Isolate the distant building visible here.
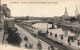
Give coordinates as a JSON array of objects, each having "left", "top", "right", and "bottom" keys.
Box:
[
  {"left": 64, "top": 7, "right": 68, "bottom": 18},
  {"left": 60, "top": 7, "right": 69, "bottom": 21},
  {"left": 75, "top": 5, "right": 79, "bottom": 17}
]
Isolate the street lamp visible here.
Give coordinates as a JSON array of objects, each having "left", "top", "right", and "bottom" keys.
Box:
[
  {"left": 46, "top": 23, "right": 49, "bottom": 37},
  {"left": 0, "top": 0, "right": 1, "bottom": 17}
]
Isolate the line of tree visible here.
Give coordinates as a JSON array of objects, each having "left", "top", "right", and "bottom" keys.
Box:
[{"left": 69, "top": 17, "right": 77, "bottom": 22}]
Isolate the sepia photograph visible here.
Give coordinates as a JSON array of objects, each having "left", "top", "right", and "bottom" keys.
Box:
[{"left": 0, "top": 0, "right": 80, "bottom": 50}]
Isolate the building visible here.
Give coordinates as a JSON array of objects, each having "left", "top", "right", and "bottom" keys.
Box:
[
  {"left": 0, "top": 4, "right": 11, "bottom": 25},
  {"left": 4, "top": 18, "right": 15, "bottom": 29},
  {"left": 2, "top": 4, "right": 11, "bottom": 18},
  {"left": 64, "top": 7, "right": 68, "bottom": 18},
  {"left": 60, "top": 7, "right": 69, "bottom": 21},
  {"left": 75, "top": 5, "right": 79, "bottom": 17}
]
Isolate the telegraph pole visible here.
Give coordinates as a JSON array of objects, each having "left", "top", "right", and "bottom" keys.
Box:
[
  {"left": 0, "top": 0, "right": 1, "bottom": 17},
  {"left": 0, "top": 0, "right": 1, "bottom": 23}
]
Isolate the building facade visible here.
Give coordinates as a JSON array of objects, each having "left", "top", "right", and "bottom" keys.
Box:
[
  {"left": 4, "top": 18, "right": 15, "bottom": 29},
  {"left": 2, "top": 4, "right": 11, "bottom": 18},
  {"left": 64, "top": 7, "right": 68, "bottom": 18}
]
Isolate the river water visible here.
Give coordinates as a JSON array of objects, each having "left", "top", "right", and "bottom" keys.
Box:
[{"left": 32, "top": 23, "right": 76, "bottom": 36}]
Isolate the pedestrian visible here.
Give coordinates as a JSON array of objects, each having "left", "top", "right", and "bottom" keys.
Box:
[
  {"left": 48, "top": 46, "right": 50, "bottom": 50},
  {"left": 68, "top": 36, "right": 71, "bottom": 46},
  {"left": 37, "top": 41, "right": 42, "bottom": 50},
  {"left": 25, "top": 43, "right": 27, "bottom": 48}
]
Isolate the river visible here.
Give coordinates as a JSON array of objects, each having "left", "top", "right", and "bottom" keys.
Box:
[
  {"left": 32, "top": 23, "right": 76, "bottom": 36},
  {"left": 32, "top": 23, "right": 80, "bottom": 42}
]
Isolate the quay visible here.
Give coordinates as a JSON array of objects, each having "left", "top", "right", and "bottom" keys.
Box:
[{"left": 16, "top": 23, "right": 75, "bottom": 50}]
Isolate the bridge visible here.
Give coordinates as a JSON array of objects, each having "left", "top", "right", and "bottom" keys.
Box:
[{"left": 16, "top": 19, "right": 60, "bottom": 29}]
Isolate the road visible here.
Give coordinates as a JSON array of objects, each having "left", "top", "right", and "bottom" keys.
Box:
[{"left": 15, "top": 24, "right": 50, "bottom": 50}]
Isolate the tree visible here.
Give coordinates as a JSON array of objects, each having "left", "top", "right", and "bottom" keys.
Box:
[
  {"left": 6, "top": 27, "right": 22, "bottom": 46},
  {"left": 77, "top": 15, "right": 80, "bottom": 23},
  {"left": 69, "top": 17, "right": 77, "bottom": 22},
  {"left": 27, "top": 16, "right": 29, "bottom": 20}
]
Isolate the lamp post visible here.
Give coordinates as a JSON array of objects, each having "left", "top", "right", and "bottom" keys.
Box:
[
  {"left": 0, "top": 0, "right": 4, "bottom": 44},
  {"left": 46, "top": 23, "right": 49, "bottom": 37},
  {"left": 77, "top": 37, "right": 80, "bottom": 50},
  {"left": 0, "top": 0, "right": 1, "bottom": 17}
]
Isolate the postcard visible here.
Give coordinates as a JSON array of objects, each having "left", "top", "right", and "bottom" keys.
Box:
[{"left": 0, "top": 0, "right": 80, "bottom": 50}]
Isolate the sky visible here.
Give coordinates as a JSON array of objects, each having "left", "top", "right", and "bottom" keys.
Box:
[{"left": 1, "top": 0, "right": 80, "bottom": 17}]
